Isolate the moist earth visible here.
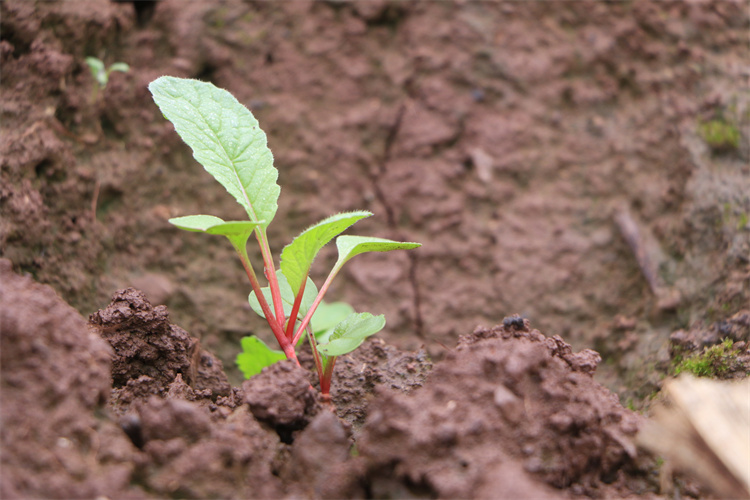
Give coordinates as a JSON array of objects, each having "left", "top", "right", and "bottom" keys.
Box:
[
  {"left": 1, "top": 1, "right": 749, "bottom": 498},
  {"left": 1, "top": 0, "right": 748, "bottom": 401},
  {"left": 1, "top": 263, "right": 661, "bottom": 498}
]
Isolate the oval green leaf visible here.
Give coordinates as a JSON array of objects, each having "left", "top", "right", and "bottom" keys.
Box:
[
  {"left": 85, "top": 57, "right": 104, "bottom": 72},
  {"left": 149, "top": 76, "right": 279, "bottom": 226},
  {"left": 317, "top": 312, "right": 386, "bottom": 357},
  {"left": 205, "top": 221, "right": 264, "bottom": 237},
  {"left": 169, "top": 214, "right": 226, "bottom": 232},
  {"left": 108, "top": 62, "right": 130, "bottom": 74},
  {"left": 169, "top": 215, "right": 263, "bottom": 252},
  {"left": 169, "top": 215, "right": 263, "bottom": 235},
  {"left": 311, "top": 301, "right": 356, "bottom": 344}
]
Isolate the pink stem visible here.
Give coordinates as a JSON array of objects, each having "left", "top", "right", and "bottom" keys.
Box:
[
  {"left": 320, "top": 356, "right": 336, "bottom": 403},
  {"left": 235, "top": 245, "right": 298, "bottom": 364},
  {"left": 291, "top": 268, "right": 339, "bottom": 346},
  {"left": 256, "top": 228, "right": 287, "bottom": 333},
  {"left": 285, "top": 277, "right": 307, "bottom": 340}
]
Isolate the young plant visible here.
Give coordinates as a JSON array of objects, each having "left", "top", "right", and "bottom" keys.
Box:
[
  {"left": 237, "top": 300, "right": 355, "bottom": 379},
  {"left": 85, "top": 57, "right": 129, "bottom": 102},
  {"left": 149, "top": 76, "right": 420, "bottom": 401}
]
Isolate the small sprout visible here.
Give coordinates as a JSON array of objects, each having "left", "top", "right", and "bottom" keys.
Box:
[
  {"left": 149, "top": 76, "right": 421, "bottom": 401},
  {"left": 86, "top": 57, "right": 130, "bottom": 89},
  {"left": 85, "top": 57, "right": 129, "bottom": 102}
]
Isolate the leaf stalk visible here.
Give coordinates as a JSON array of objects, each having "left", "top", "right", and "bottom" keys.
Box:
[
  {"left": 286, "top": 276, "right": 308, "bottom": 340},
  {"left": 320, "top": 356, "right": 336, "bottom": 403},
  {"left": 291, "top": 264, "right": 342, "bottom": 346},
  {"left": 234, "top": 241, "right": 298, "bottom": 364},
  {"left": 256, "top": 228, "right": 287, "bottom": 334}
]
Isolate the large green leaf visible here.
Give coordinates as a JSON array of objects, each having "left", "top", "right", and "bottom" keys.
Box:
[
  {"left": 236, "top": 336, "right": 286, "bottom": 378},
  {"left": 317, "top": 312, "right": 386, "bottom": 357},
  {"left": 248, "top": 270, "right": 318, "bottom": 320},
  {"left": 334, "top": 236, "right": 421, "bottom": 272},
  {"left": 149, "top": 76, "right": 279, "bottom": 226},
  {"left": 280, "top": 211, "right": 372, "bottom": 295}
]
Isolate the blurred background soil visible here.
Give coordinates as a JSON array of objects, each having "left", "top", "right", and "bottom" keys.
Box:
[{"left": 2, "top": 0, "right": 748, "bottom": 402}]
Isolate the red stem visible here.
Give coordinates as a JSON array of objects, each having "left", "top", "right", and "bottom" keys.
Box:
[
  {"left": 285, "top": 277, "right": 307, "bottom": 340},
  {"left": 256, "top": 228, "right": 287, "bottom": 333},
  {"left": 291, "top": 267, "right": 340, "bottom": 346},
  {"left": 234, "top": 244, "right": 298, "bottom": 364},
  {"left": 320, "top": 356, "right": 336, "bottom": 402}
]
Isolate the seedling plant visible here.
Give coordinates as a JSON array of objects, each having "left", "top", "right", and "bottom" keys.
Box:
[
  {"left": 149, "top": 76, "right": 420, "bottom": 400},
  {"left": 85, "top": 57, "right": 129, "bottom": 102}
]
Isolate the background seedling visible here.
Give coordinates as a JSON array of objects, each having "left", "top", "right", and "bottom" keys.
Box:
[
  {"left": 85, "top": 57, "right": 129, "bottom": 102},
  {"left": 149, "top": 76, "right": 420, "bottom": 400}
]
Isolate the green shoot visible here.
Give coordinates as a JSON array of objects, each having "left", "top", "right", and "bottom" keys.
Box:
[
  {"left": 149, "top": 76, "right": 421, "bottom": 400},
  {"left": 85, "top": 57, "right": 129, "bottom": 102}
]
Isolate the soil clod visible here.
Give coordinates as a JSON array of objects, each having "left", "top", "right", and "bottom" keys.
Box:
[
  {"left": 355, "top": 325, "right": 652, "bottom": 498},
  {"left": 90, "top": 287, "right": 231, "bottom": 412},
  {"left": 243, "top": 359, "right": 321, "bottom": 440}
]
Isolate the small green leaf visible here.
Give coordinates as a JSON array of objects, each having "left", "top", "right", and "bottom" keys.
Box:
[
  {"left": 334, "top": 235, "right": 421, "bottom": 271},
  {"left": 85, "top": 57, "right": 104, "bottom": 72},
  {"left": 317, "top": 312, "right": 385, "bottom": 356},
  {"left": 249, "top": 270, "right": 318, "bottom": 320},
  {"left": 311, "top": 301, "right": 356, "bottom": 344},
  {"left": 108, "top": 62, "right": 130, "bottom": 74},
  {"left": 169, "top": 214, "right": 229, "bottom": 232},
  {"left": 236, "top": 336, "right": 286, "bottom": 378},
  {"left": 281, "top": 211, "right": 372, "bottom": 295},
  {"left": 85, "top": 57, "right": 107, "bottom": 87},
  {"left": 205, "top": 221, "right": 264, "bottom": 237},
  {"left": 169, "top": 215, "right": 263, "bottom": 252},
  {"left": 169, "top": 214, "right": 262, "bottom": 236},
  {"left": 149, "top": 76, "right": 280, "bottom": 226},
  {"left": 311, "top": 301, "right": 356, "bottom": 335}
]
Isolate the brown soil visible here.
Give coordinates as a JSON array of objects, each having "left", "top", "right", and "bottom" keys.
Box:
[
  {"left": 2, "top": 263, "right": 661, "bottom": 498},
  {"left": 2, "top": 1, "right": 749, "bottom": 498}
]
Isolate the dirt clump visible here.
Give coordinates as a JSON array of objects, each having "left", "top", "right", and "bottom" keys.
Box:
[
  {"left": 671, "top": 309, "right": 750, "bottom": 351},
  {"left": 135, "top": 402, "right": 284, "bottom": 499},
  {"left": 243, "top": 359, "right": 321, "bottom": 434},
  {"left": 669, "top": 309, "right": 750, "bottom": 379},
  {"left": 1, "top": 261, "right": 665, "bottom": 499},
  {"left": 283, "top": 411, "right": 361, "bottom": 498},
  {"left": 354, "top": 321, "right": 654, "bottom": 499},
  {"left": 137, "top": 396, "right": 213, "bottom": 444},
  {"left": 328, "top": 337, "right": 433, "bottom": 429},
  {"left": 0, "top": 259, "right": 142, "bottom": 499},
  {"left": 89, "top": 287, "right": 231, "bottom": 413}
]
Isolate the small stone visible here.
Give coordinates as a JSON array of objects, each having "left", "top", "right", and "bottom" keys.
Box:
[{"left": 493, "top": 384, "right": 523, "bottom": 423}]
